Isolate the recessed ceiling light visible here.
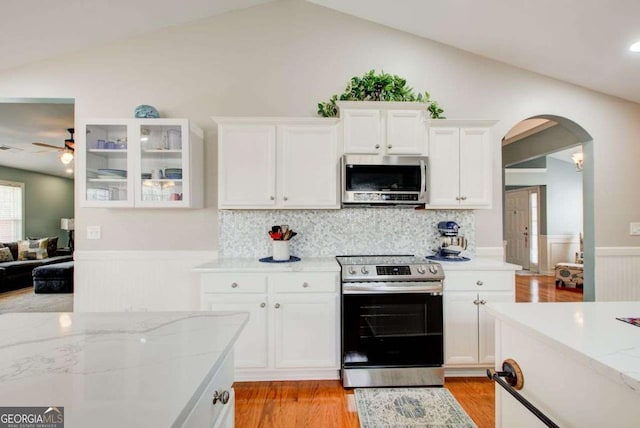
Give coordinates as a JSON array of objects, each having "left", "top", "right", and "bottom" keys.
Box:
[{"left": 630, "top": 41, "right": 640, "bottom": 52}]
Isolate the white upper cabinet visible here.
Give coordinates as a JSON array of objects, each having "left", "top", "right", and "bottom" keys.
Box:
[
  {"left": 338, "top": 101, "right": 427, "bottom": 155},
  {"left": 215, "top": 118, "right": 340, "bottom": 210},
  {"left": 426, "top": 120, "right": 496, "bottom": 209},
  {"left": 78, "top": 118, "right": 203, "bottom": 208}
]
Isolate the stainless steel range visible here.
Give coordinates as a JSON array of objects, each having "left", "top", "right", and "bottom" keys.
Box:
[{"left": 336, "top": 255, "right": 445, "bottom": 388}]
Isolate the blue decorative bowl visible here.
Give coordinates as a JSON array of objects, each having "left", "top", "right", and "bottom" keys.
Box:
[{"left": 134, "top": 105, "right": 160, "bottom": 118}]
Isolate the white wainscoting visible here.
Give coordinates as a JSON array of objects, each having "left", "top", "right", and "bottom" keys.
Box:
[
  {"left": 540, "top": 235, "right": 581, "bottom": 274},
  {"left": 74, "top": 250, "right": 218, "bottom": 312},
  {"left": 595, "top": 247, "right": 640, "bottom": 301}
]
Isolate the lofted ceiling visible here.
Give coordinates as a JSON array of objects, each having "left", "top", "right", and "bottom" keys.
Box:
[{"left": 1, "top": 0, "right": 638, "bottom": 177}]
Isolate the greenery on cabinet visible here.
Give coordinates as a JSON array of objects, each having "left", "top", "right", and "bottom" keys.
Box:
[{"left": 317, "top": 70, "right": 445, "bottom": 119}]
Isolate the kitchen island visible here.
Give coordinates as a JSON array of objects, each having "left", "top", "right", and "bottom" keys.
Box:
[
  {"left": 0, "top": 311, "right": 248, "bottom": 427},
  {"left": 486, "top": 302, "right": 640, "bottom": 427}
]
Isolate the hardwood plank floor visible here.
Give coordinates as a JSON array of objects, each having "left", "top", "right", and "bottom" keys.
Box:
[{"left": 235, "top": 274, "right": 579, "bottom": 427}]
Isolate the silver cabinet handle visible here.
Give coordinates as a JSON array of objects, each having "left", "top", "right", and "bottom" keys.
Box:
[
  {"left": 455, "top": 196, "right": 461, "bottom": 201},
  {"left": 270, "top": 196, "right": 275, "bottom": 200},
  {"left": 473, "top": 299, "right": 480, "bottom": 305},
  {"left": 387, "top": 144, "right": 392, "bottom": 149},
  {"left": 283, "top": 196, "right": 288, "bottom": 201},
  {"left": 375, "top": 144, "right": 380, "bottom": 149},
  {"left": 260, "top": 302, "right": 266, "bottom": 308},
  {"left": 274, "top": 303, "right": 280, "bottom": 309},
  {"left": 302, "top": 282, "right": 309, "bottom": 288},
  {"left": 212, "top": 390, "right": 230, "bottom": 405},
  {"left": 480, "top": 300, "right": 487, "bottom": 305},
  {"left": 231, "top": 282, "right": 238, "bottom": 288},
  {"left": 476, "top": 281, "right": 483, "bottom": 286},
  {"left": 461, "top": 196, "right": 467, "bottom": 201}
]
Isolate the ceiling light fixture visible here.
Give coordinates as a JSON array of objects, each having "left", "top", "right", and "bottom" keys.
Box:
[
  {"left": 630, "top": 41, "right": 640, "bottom": 52},
  {"left": 571, "top": 152, "right": 584, "bottom": 171},
  {"left": 59, "top": 148, "right": 74, "bottom": 165}
]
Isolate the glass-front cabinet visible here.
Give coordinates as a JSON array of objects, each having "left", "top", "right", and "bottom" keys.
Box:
[{"left": 78, "top": 119, "right": 203, "bottom": 208}]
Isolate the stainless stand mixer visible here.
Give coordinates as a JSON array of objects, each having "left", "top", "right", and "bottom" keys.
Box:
[{"left": 432, "top": 221, "right": 468, "bottom": 259}]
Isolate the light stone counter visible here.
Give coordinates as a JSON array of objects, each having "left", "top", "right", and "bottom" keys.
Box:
[
  {"left": 430, "top": 257, "right": 521, "bottom": 271},
  {"left": 486, "top": 301, "right": 640, "bottom": 427},
  {"left": 193, "top": 257, "right": 340, "bottom": 272},
  {"left": 0, "top": 311, "right": 248, "bottom": 427}
]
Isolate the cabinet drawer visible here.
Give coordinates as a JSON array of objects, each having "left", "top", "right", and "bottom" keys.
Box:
[
  {"left": 444, "top": 271, "right": 514, "bottom": 292},
  {"left": 200, "top": 273, "right": 267, "bottom": 293},
  {"left": 181, "top": 349, "right": 234, "bottom": 428},
  {"left": 271, "top": 272, "right": 338, "bottom": 293}
]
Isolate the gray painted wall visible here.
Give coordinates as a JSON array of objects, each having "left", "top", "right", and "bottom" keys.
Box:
[
  {"left": 505, "top": 157, "right": 582, "bottom": 236},
  {"left": 503, "top": 125, "right": 581, "bottom": 167},
  {"left": 0, "top": 166, "right": 74, "bottom": 246}
]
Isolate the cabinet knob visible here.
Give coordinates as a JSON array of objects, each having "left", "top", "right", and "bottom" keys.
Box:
[
  {"left": 260, "top": 302, "right": 266, "bottom": 308},
  {"left": 231, "top": 282, "right": 238, "bottom": 288},
  {"left": 212, "top": 390, "right": 230, "bottom": 405},
  {"left": 375, "top": 144, "right": 380, "bottom": 149},
  {"left": 283, "top": 196, "right": 288, "bottom": 201},
  {"left": 461, "top": 196, "right": 467, "bottom": 201},
  {"left": 274, "top": 303, "right": 281, "bottom": 309},
  {"left": 270, "top": 196, "right": 275, "bottom": 200},
  {"left": 473, "top": 299, "right": 480, "bottom": 305},
  {"left": 455, "top": 196, "right": 461, "bottom": 201},
  {"left": 387, "top": 145, "right": 392, "bottom": 149},
  {"left": 480, "top": 300, "right": 487, "bottom": 305},
  {"left": 476, "top": 280, "right": 483, "bottom": 286},
  {"left": 302, "top": 282, "right": 309, "bottom": 288}
]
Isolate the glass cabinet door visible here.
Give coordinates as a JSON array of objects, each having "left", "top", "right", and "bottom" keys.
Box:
[
  {"left": 137, "top": 122, "right": 187, "bottom": 205},
  {"left": 84, "top": 123, "right": 130, "bottom": 204}
]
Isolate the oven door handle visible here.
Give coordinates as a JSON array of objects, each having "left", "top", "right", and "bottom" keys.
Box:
[{"left": 343, "top": 284, "right": 443, "bottom": 294}]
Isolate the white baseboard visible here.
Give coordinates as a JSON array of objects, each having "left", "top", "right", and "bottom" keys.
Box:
[
  {"left": 235, "top": 369, "right": 339, "bottom": 382},
  {"left": 74, "top": 250, "right": 218, "bottom": 312},
  {"left": 595, "top": 247, "right": 640, "bottom": 301}
]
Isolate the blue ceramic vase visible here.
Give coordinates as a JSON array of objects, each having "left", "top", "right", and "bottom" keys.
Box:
[{"left": 134, "top": 105, "right": 160, "bottom": 118}]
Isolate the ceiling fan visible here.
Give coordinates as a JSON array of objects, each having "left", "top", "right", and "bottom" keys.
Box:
[{"left": 32, "top": 128, "right": 75, "bottom": 164}]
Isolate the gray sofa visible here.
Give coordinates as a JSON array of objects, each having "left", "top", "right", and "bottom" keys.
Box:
[{"left": 0, "top": 239, "right": 73, "bottom": 293}]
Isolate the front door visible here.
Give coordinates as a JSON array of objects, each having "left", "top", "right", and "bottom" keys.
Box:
[{"left": 506, "top": 189, "right": 530, "bottom": 269}]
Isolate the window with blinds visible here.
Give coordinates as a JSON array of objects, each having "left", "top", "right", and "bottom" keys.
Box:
[{"left": 0, "top": 181, "right": 24, "bottom": 242}]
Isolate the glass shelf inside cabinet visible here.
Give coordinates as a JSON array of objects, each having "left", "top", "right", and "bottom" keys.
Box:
[
  {"left": 85, "top": 124, "right": 129, "bottom": 202},
  {"left": 139, "top": 124, "right": 184, "bottom": 202}
]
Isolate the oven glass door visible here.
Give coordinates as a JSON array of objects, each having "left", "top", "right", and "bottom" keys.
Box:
[
  {"left": 345, "top": 164, "right": 422, "bottom": 192},
  {"left": 342, "top": 293, "right": 443, "bottom": 368}
]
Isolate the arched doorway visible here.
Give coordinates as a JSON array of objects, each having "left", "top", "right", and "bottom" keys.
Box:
[{"left": 502, "top": 115, "right": 594, "bottom": 301}]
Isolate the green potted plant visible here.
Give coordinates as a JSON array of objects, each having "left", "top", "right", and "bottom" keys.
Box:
[{"left": 317, "top": 70, "right": 445, "bottom": 118}]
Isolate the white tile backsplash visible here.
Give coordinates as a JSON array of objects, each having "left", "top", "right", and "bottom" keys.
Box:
[{"left": 219, "top": 209, "right": 475, "bottom": 258}]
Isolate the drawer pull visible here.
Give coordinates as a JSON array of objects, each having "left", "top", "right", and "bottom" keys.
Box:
[
  {"left": 212, "top": 389, "right": 230, "bottom": 405},
  {"left": 231, "top": 282, "right": 238, "bottom": 288},
  {"left": 302, "top": 282, "right": 309, "bottom": 288},
  {"left": 375, "top": 144, "right": 380, "bottom": 149},
  {"left": 480, "top": 299, "right": 486, "bottom": 305},
  {"left": 274, "top": 303, "right": 281, "bottom": 309},
  {"left": 260, "top": 302, "right": 266, "bottom": 308},
  {"left": 476, "top": 280, "right": 483, "bottom": 286}
]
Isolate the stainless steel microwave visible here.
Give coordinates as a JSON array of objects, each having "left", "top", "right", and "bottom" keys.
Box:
[{"left": 342, "top": 155, "right": 428, "bottom": 207}]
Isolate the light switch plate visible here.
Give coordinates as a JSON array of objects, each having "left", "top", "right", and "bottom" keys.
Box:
[
  {"left": 87, "top": 225, "right": 101, "bottom": 240},
  {"left": 630, "top": 223, "right": 640, "bottom": 236}
]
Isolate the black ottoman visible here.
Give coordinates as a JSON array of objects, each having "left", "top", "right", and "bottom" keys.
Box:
[{"left": 33, "top": 261, "right": 74, "bottom": 293}]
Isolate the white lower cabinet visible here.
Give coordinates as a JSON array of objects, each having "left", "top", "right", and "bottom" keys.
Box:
[
  {"left": 443, "top": 270, "right": 515, "bottom": 369},
  {"left": 200, "top": 271, "right": 339, "bottom": 381}
]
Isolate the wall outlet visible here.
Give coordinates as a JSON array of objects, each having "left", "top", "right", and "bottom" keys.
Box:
[
  {"left": 87, "top": 225, "right": 101, "bottom": 240},
  {"left": 630, "top": 223, "right": 640, "bottom": 236}
]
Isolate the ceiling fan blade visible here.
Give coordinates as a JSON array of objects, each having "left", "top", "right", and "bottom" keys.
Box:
[{"left": 33, "top": 142, "right": 63, "bottom": 151}]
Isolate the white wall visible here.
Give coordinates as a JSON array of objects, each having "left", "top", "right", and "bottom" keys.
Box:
[{"left": 0, "top": 0, "right": 638, "bottom": 253}]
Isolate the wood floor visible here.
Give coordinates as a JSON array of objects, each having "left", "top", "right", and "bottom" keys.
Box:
[{"left": 235, "top": 274, "right": 583, "bottom": 428}]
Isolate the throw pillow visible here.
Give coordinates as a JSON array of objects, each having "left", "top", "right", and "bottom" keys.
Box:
[
  {"left": 0, "top": 247, "right": 13, "bottom": 262},
  {"left": 25, "top": 248, "right": 47, "bottom": 260},
  {"left": 1, "top": 242, "right": 19, "bottom": 261},
  {"left": 17, "top": 238, "right": 49, "bottom": 261},
  {"left": 47, "top": 237, "right": 59, "bottom": 257}
]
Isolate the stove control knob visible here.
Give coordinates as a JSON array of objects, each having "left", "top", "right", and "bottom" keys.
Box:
[
  {"left": 348, "top": 267, "right": 357, "bottom": 275},
  {"left": 361, "top": 266, "right": 369, "bottom": 275},
  {"left": 428, "top": 265, "right": 438, "bottom": 274},
  {"left": 416, "top": 265, "right": 426, "bottom": 274}
]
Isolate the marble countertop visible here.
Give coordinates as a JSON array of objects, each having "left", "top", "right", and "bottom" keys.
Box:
[
  {"left": 430, "top": 257, "right": 521, "bottom": 271},
  {"left": 0, "top": 311, "right": 248, "bottom": 427},
  {"left": 486, "top": 302, "right": 640, "bottom": 395},
  {"left": 193, "top": 257, "right": 340, "bottom": 272}
]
